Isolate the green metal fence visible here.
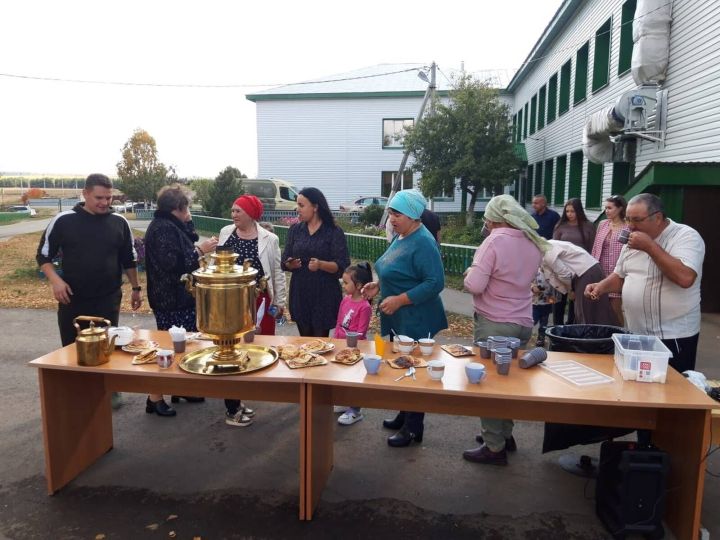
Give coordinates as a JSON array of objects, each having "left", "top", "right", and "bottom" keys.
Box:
[{"left": 189, "top": 216, "right": 477, "bottom": 276}]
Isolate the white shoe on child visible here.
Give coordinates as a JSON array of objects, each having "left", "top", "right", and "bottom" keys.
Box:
[{"left": 338, "top": 410, "right": 364, "bottom": 426}]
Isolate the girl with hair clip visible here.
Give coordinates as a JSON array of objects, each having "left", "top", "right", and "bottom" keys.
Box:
[{"left": 333, "top": 261, "right": 373, "bottom": 426}]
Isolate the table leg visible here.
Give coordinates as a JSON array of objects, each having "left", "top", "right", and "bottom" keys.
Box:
[
  {"left": 38, "top": 369, "right": 113, "bottom": 494},
  {"left": 302, "top": 384, "right": 333, "bottom": 520},
  {"left": 652, "top": 408, "right": 710, "bottom": 540}
]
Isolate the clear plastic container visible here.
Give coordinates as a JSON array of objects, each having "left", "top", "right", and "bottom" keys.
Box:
[{"left": 612, "top": 334, "right": 673, "bottom": 383}]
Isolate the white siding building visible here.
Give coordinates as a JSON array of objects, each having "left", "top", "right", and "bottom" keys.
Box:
[
  {"left": 247, "top": 64, "right": 472, "bottom": 211},
  {"left": 508, "top": 0, "right": 720, "bottom": 310}
]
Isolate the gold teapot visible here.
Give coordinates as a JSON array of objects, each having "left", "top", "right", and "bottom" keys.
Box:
[
  {"left": 183, "top": 247, "right": 267, "bottom": 362},
  {"left": 74, "top": 316, "right": 117, "bottom": 366}
]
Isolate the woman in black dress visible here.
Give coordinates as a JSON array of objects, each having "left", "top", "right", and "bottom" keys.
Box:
[{"left": 282, "top": 187, "right": 350, "bottom": 337}]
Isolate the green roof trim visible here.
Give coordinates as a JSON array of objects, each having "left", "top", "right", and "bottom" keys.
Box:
[
  {"left": 246, "top": 90, "right": 451, "bottom": 102},
  {"left": 514, "top": 143, "right": 527, "bottom": 162},
  {"left": 619, "top": 161, "right": 720, "bottom": 222}
]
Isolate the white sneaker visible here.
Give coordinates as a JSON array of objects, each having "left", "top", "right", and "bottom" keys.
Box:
[
  {"left": 225, "top": 411, "right": 253, "bottom": 427},
  {"left": 333, "top": 405, "right": 348, "bottom": 414},
  {"left": 240, "top": 402, "right": 256, "bottom": 418},
  {"left": 338, "top": 410, "right": 364, "bottom": 426}
]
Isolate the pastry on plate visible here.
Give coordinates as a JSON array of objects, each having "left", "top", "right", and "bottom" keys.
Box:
[{"left": 334, "top": 347, "right": 363, "bottom": 364}]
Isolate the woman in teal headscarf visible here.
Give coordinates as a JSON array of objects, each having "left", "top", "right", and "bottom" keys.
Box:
[{"left": 362, "top": 189, "right": 447, "bottom": 447}]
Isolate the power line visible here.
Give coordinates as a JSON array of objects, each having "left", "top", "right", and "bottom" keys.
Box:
[{"left": 0, "top": 66, "right": 423, "bottom": 90}]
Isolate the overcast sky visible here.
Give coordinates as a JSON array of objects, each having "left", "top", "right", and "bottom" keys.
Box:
[{"left": 0, "top": 0, "right": 560, "bottom": 179}]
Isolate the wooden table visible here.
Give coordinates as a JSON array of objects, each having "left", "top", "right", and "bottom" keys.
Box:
[
  {"left": 301, "top": 340, "right": 719, "bottom": 540},
  {"left": 30, "top": 334, "right": 718, "bottom": 539},
  {"left": 29, "top": 331, "right": 310, "bottom": 518}
]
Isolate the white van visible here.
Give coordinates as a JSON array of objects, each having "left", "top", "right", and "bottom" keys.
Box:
[{"left": 243, "top": 178, "right": 298, "bottom": 211}]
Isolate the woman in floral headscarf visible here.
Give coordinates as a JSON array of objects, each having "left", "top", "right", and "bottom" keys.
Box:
[
  {"left": 217, "top": 194, "right": 286, "bottom": 428},
  {"left": 461, "top": 194, "right": 547, "bottom": 466}
]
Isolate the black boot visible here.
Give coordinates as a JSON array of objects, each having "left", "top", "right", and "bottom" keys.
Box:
[
  {"left": 146, "top": 397, "right": 177, "bottom": 417},
  {"left": 382, "top": 411, "right": 406, "bottom": 430},
  {"left": 388, "top": 425, "right": 424, "bottom": 447}
]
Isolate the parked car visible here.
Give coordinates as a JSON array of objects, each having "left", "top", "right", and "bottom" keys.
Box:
[
  {"left": 10, "top": 205, "right": 37, "bottom": 216},
  {"left": 339, "top": 196, "right": 388, "bottom": 213},
  {"left": 243, "top": 178, "right": 298, "bottom": 211}
]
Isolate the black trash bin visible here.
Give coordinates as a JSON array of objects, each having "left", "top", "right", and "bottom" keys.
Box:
[
  {"left": 545, "top": 324, "right": 628, "bottom": 355},
  {"left": 543, "top": 324, "right": 633, "bottom": 454}
]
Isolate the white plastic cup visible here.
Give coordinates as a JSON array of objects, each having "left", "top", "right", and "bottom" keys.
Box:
[{"left": 418, "top": 338, "right": 435, "bottom": 356}]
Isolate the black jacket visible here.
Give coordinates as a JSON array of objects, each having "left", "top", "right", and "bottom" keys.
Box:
[
  {"left": 144, "top": 210, "right": 200, "bottom": 312},
  {"left": 36, "top": 204, "right": 136, "bottom": 299}
]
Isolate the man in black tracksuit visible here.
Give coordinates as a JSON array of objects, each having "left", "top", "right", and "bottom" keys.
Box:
[{"left": 36, "top": 174, "right": 142, "bottom": 346}]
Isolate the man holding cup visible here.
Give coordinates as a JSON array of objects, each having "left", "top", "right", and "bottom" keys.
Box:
[{"left": 585, "top": 193, "right": 705, "bottom": 372}]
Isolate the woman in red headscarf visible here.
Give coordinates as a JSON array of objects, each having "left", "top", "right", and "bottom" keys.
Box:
[{"left": 217, "top": 195, "right": 287, "bottom": 427}]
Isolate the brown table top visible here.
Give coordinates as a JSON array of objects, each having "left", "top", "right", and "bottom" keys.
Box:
[{"left": 29, "top": 331, "right": 718, "bottom": 411}]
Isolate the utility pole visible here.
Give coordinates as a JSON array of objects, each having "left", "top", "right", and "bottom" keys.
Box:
[{"left": 380, "top": 62, "right": 436, "bottom": 228}]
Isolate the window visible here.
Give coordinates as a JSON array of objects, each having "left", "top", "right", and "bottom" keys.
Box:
[
  {"left": 526, "top": 164, "right": 534, "bottom": 204},
  {"left": 559, "top": 60, "right": 571, "bottom": 115},
  {"left": 586, "top": 161, "right": 604, "bottom": 208},
  {"left": 529, "top": 94, "right": 537, "bottom": 135},
  {"left": 547, "top": 74, "right": 558, "bottom": 124},
  {"left": 592, "top": 18, "right": 612, "bottom": 91},
  {"left": 516, "top": 108, "right": 524, "bottom": 143},
  {"left": 618, "top": 0, "right": 637, "bottom": 75},
  {"left": 279, "top": 186, "right": 297, "bottom": 202},
  {"left": 574, "top": 42, "right": 589, "bottom": 104},
  {"left": 523, "top": 103, "right": 529, "bottom": 139},
  {"left": 612, "top": 162, "right": 635, "bottom": 194},
  {"left": 534, "top": 162, "right": 543, "bottom": 196},
  {"left": 543, "top": 159, "right": 553, "bottom": 200},
  {"left": 568, "top": 151, "right": 583, "bottom": 199},
  {"left": 382, "top": 119, "right": 413, "bottom": 148},
  {"left": 554, "top": 155, "right": 567, "bottom": 205},
  {"left": 381, "top": 171, "right": 413, "bottom": 196},
  {"left": 538, "top": 85, "right": 546, "bottom": 130},
  {"left": 512, "top": 113, "right": 517, "bottom": 142}
]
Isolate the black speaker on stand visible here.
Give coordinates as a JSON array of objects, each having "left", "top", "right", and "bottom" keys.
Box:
[{"left": 595, "top": 441, "right": 670, "bottom": 539}]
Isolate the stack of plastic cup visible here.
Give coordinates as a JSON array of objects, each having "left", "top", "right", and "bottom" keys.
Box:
[{"left": 495, "top": 347, "right": 512, "bottom": 375}]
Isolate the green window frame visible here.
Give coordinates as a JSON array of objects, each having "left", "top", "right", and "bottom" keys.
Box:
[
  {"left": 554, "top": 155, "right": 567, "bottom": 205},
  {"left": 543, "top": 159, "right": 553, "bottom": 200},
  {"left": 538, "top": 85, "right": 546, "bottom": 130},
  {"left": 529, "top": 94, "right": 537, "bottom": 135},
  {"left": 547, "top": 73, "right": 558, "bottom": 124},
  {"left": 568, "top": 151, "right": 583, "bottom": 199},
  {"left": 516, "top": 109, "right": 523, "bottom": 143},
  {"left": 523, "top": 103, "right": 529, "bottom": 139},
  {"left": 534, "top": 161, "right": 543, "bottom": 196},
  {"left": 526, "top": 164, "right": 534, "bottom": 204},
  {"left": 559, "top": 60, "right": 571, "bottom": 115},
  {"left": 574, "top": 42, "right": 589, "bottom": 104},
  {"left": 586, "top": 161, "right": 604, "bottom": 208},
  {"left": 618, "top": 0, "right": 637, "bottom": 75},
  {"left": 592, "top": 18, "right": 612, "bottom": 91},
  {"left": 611, "top": 162, "right": 635, "bottom": 194}
]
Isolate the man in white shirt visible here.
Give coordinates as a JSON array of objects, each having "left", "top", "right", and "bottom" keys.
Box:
[{"left": 585, "top": 193, "right": 705, "bottom": 372}]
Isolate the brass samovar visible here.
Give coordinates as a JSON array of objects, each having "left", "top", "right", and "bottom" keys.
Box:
[{"left": 179, "top": 246, "right": 277, "bottom": 375}]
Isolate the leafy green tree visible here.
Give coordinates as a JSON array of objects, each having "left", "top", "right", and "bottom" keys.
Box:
[
  {"left": 204, "top": 166, "right": 246, "bottom": 218},
  {"left": 116, "top": 129, "right": 171, "bottom": 202},
  {"left": 189, "top": 178, "right": 213, "bottom": 208},
  {"left": 403, "top": 76, "right": 519, "bottom": 224}
]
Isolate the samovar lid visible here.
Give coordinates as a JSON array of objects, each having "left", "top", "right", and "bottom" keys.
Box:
[{"left": 192, "top": 246, "right": 258, "bottom": 283}]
